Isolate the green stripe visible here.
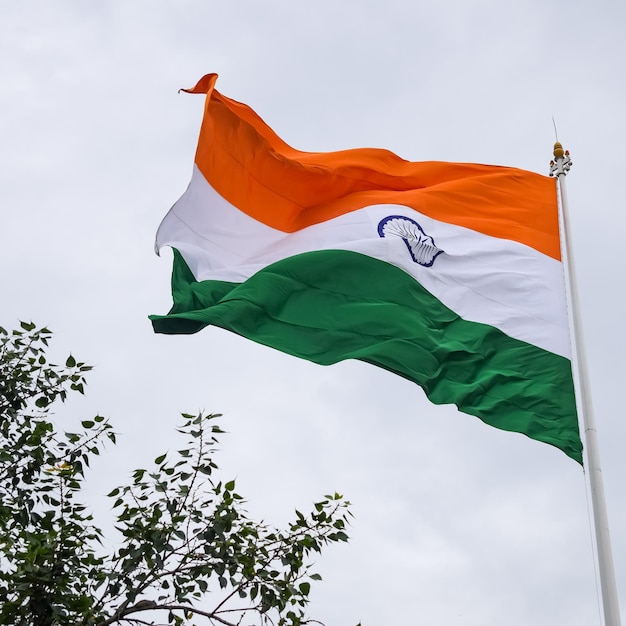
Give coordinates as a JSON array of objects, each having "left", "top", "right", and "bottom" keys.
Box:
[{"left": 150, "top": 249, "right": 582, "bottom": 463}]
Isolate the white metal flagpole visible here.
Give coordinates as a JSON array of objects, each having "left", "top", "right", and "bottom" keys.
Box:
[{"left": 550, "top": 142, "right": 622, "bottom": 626}]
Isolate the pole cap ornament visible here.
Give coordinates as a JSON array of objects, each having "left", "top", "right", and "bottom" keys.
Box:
[{"left": 549, "top": 142, "right": 572, "bottom": 177}]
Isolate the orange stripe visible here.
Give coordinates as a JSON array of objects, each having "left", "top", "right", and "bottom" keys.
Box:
[{"left": 185, "top": 74, "right": 561, "bottom": 261}]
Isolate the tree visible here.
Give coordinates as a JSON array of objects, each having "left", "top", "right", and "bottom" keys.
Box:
[{"left": 0, "top": 322, "right": 352, "bottom": 626}]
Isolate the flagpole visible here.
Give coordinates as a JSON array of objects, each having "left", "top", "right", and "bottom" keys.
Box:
[{"left": 550, "top": 143, "right": 622, "bottom": 626}]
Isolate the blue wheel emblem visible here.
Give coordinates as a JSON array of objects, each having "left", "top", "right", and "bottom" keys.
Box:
[{"left": 378, "top": 215, "right": 443, "bottom": 267}]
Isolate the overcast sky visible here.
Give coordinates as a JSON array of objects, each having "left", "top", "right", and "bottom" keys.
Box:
[{"left": 1, "top": 2, "right": 624, "bottom": 625}]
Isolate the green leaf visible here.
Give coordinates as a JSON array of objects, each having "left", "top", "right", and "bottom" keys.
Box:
[{"left": 66, "top": 355, "right": 77, "bottom": 368}]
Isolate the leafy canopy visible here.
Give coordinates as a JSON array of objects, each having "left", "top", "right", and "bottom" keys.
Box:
[{"left": 0, "top": 322, "right": 352, "bottom": 626}]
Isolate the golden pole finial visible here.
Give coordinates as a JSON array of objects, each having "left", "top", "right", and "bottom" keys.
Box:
[
  {"left": 549, "top": 142, "right": 571, "bottom": 177},
  {"left": 553, "top": 141, "right": 565, "bottom": 159}
]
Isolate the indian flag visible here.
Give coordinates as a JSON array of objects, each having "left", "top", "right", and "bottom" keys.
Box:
[{"left": 151, "top": 73, "right": 582, "bottom": 463}]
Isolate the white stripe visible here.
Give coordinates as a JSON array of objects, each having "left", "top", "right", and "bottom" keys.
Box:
[{"left": 157, "top": 165, "right": 571, "bottom": 359}]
